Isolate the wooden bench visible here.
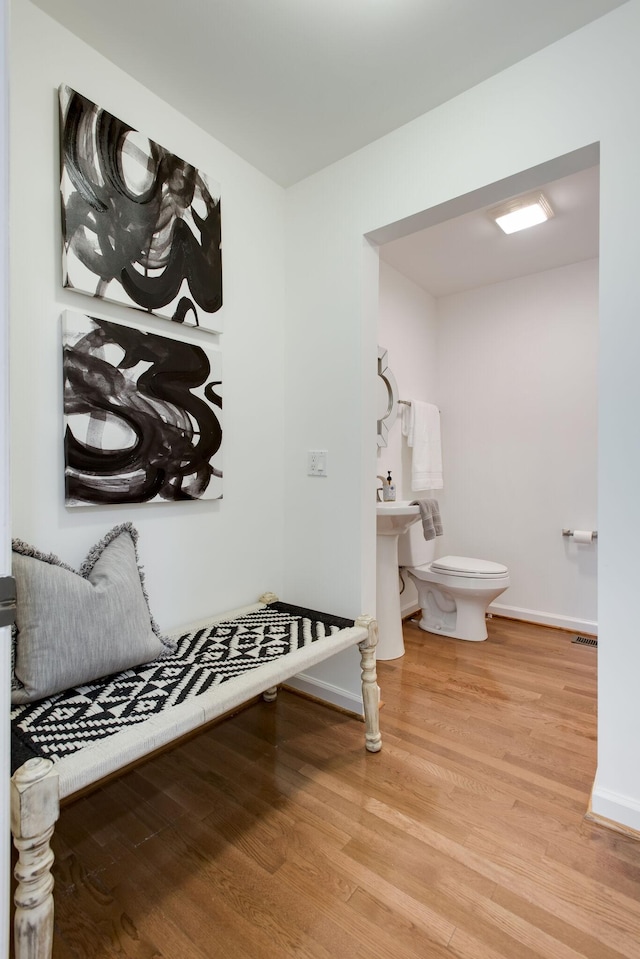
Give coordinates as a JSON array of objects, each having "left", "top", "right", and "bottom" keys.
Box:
[{"left": 10, "top": 593, "right": 381, "bottom": 959}]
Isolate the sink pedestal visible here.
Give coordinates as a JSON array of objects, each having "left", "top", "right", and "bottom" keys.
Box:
[
  {"left": 376, "top": 533, "right": 407, "bottom": 660},
  {"left": 376, "top": 502, "right": 420, "bottom": 661}
]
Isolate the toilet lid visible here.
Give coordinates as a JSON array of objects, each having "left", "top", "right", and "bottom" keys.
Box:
[{"left": 431, "top": 555, "right": 508, "bottom": 577}]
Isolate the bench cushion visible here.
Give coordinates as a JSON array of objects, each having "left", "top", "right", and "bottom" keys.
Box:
[
  {"left": 11, "top": 601, "right": 356, "bottom": 780},
  {"left": 11, "top": 523, "right": 175, "bottom": 704}
]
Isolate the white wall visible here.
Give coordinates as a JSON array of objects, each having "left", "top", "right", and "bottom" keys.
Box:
[
  {"left": 10, "top": 1, "right": 286, "bottom": 631},
  {"left": 0, "top": 0, "right": 10, "bottom": 949},
  {"left": 377, "top": 260, "right": 439, "bottom": 500},
  {"left": 285, "top": 2, "right": 640, "bottom": 831},
  {"left": 9, "top": 0, "right": 640, "bottom": 843},
  {"left": 378, "top": 258, "right": 598, "bottom": 632},
  {"left": 438, "top": 258, "right": 598, "bottom": 633},
  {"left": 377, "top": 261, "right": 438, "bottom": 615}
]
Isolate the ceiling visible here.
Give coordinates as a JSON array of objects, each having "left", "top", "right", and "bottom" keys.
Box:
[
  {"left": 31, "top": 0, "right": 627, "bottom": 187},
  {"left": 378, "top": 165, "right": 600, "bottom": 298}
]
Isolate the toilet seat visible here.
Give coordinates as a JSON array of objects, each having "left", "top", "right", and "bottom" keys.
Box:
[{"left": 430, "top": 555, "right": 508, "bottom": 579}]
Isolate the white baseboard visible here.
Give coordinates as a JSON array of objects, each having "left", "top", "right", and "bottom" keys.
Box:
[
  {"left": 589, "top": 785, "right": 640, "bottom": 835},
  {"left": 403, "top": 598, "right": 597, "bottom": 635},
  {"left": 285, "top": 673, "right": 364, "bottom": 717},
  {"left": 401, "top": 600, "right": 420, "bottom": 619},
  {"left": 489, "top": 602, "right": 598, "bottom": 636}
]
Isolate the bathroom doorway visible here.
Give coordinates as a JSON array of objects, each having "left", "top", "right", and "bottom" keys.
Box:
[{"left": 373, "top": 145, "right": 599, "bottom": 638}]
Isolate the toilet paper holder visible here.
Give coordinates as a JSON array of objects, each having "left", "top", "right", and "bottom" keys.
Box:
[{"left": 562, "top": 528, "right": 598, "bottom": 539}]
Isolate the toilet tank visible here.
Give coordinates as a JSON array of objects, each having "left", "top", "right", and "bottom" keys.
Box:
[{"left": 398, "top": 520, "right": 436, "bottom": 567}]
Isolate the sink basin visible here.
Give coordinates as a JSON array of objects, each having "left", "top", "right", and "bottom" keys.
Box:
[
  {"left": 375, "top": 501, "right": 421, "bottom": 660},
  {"left": 376, "top": 501, "right": 420, "bottom": 536}
]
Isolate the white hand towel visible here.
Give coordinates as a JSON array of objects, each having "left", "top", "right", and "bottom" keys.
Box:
[{"left": 402, "top": 400, "right": 443, "bottom": 491}]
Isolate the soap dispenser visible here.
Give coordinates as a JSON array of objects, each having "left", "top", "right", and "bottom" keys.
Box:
[{"left": 384, "top": 470, "right": 396, "bottom": 502}]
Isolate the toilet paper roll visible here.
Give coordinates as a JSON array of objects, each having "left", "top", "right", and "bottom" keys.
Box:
[{"left": 572, "top": 529, "right": 593, "bottom": 544}]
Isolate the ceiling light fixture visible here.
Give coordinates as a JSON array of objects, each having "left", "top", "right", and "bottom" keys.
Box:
[{"left": 489, "top": 192, "right": 554, "bottom": 235}]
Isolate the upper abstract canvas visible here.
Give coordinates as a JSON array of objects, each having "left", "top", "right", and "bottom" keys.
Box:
[{"left": 59, "top": 85, "right": 223, "bottom": 333}]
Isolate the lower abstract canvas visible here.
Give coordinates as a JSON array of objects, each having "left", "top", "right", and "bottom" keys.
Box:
[{"left": 62, "top": 311, "right": 222, "bottom": 506}]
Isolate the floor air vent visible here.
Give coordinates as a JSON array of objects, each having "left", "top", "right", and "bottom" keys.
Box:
[{"left": 572, "top": 635, "right": 598, "bottom": 647}]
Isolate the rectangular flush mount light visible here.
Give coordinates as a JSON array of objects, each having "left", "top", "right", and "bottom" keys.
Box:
[{"left": 490, "top": 193, "right": 554, "bottom": 234}]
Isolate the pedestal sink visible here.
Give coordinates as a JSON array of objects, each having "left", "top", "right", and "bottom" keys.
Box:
[{"left": 376, "top": 502, "right": 421, "bottom": 660}]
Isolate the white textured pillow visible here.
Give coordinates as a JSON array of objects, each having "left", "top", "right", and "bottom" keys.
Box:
[{"left": 11, "top": 523, "right": 175, "bottom": 704}]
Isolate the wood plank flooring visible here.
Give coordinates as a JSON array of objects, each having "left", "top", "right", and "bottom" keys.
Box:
[{"left": 14, "top": 615, "right": 640, "bottom": 959}]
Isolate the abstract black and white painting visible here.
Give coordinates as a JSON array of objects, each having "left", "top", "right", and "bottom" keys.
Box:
[
  {"left": 59, "top": 85, "right": 223, "bottom": 332},
  {"left": 62, "top": 312, "right": 223, "bottom": 506}
]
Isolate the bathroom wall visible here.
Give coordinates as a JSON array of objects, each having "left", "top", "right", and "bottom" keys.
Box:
[
  {"left": 438, "top": 258, "right": 598, "bottom": 632},
  {"left": 377, "top": 261, "right": 439, "bottom": 615},
  {"left": 10, "top": 1, "right": 286, "bottom": 631},
  {"left": 378, "top": 257, "right": 598, "bottom": 632},
  {"left": 377, "top": 260, "right": 439, "bottom": 501}
]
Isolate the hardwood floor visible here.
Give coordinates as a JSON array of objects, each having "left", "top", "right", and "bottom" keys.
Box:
[{"left": 19, "top": 616, "right": 640, "bottom": 958}]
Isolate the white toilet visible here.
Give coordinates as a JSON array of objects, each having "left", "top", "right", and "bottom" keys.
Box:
[{"left": 398, "top": 522, "right": 510, "bottom": 642}]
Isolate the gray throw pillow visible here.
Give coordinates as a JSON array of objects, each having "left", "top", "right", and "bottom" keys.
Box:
[{"left": 11, "top": 523, "right": 175, "bottom": 704}]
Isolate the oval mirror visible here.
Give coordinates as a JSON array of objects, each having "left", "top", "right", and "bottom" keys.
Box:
[{"left": 377, "top": 346, "right": 399, "bottom": 448}]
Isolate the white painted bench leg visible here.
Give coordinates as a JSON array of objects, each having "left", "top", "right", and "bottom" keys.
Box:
[
  {"left": 356, "top": 615, "right": 382, "bottom": 753},
  {"left": 11, "top": 758, "right": 60, "bottom": 959}
]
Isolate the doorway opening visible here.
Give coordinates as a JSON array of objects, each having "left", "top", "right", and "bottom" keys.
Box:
[{"left": 372, "top": 143, "right": 599, "bottom": 638}]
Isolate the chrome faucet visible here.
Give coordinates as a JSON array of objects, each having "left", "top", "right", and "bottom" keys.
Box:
[{"left": 376, "top": 475, "right": 387, "bottom": 502}]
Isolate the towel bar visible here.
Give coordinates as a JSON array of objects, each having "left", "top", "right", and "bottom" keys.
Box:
[{"left": 398, "top": 399, "right": 440, "bottom": 411}]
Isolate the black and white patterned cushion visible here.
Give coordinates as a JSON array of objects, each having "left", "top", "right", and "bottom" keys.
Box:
[{"left": 11, "top": 602, "right": 353, "bottom": 771}]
